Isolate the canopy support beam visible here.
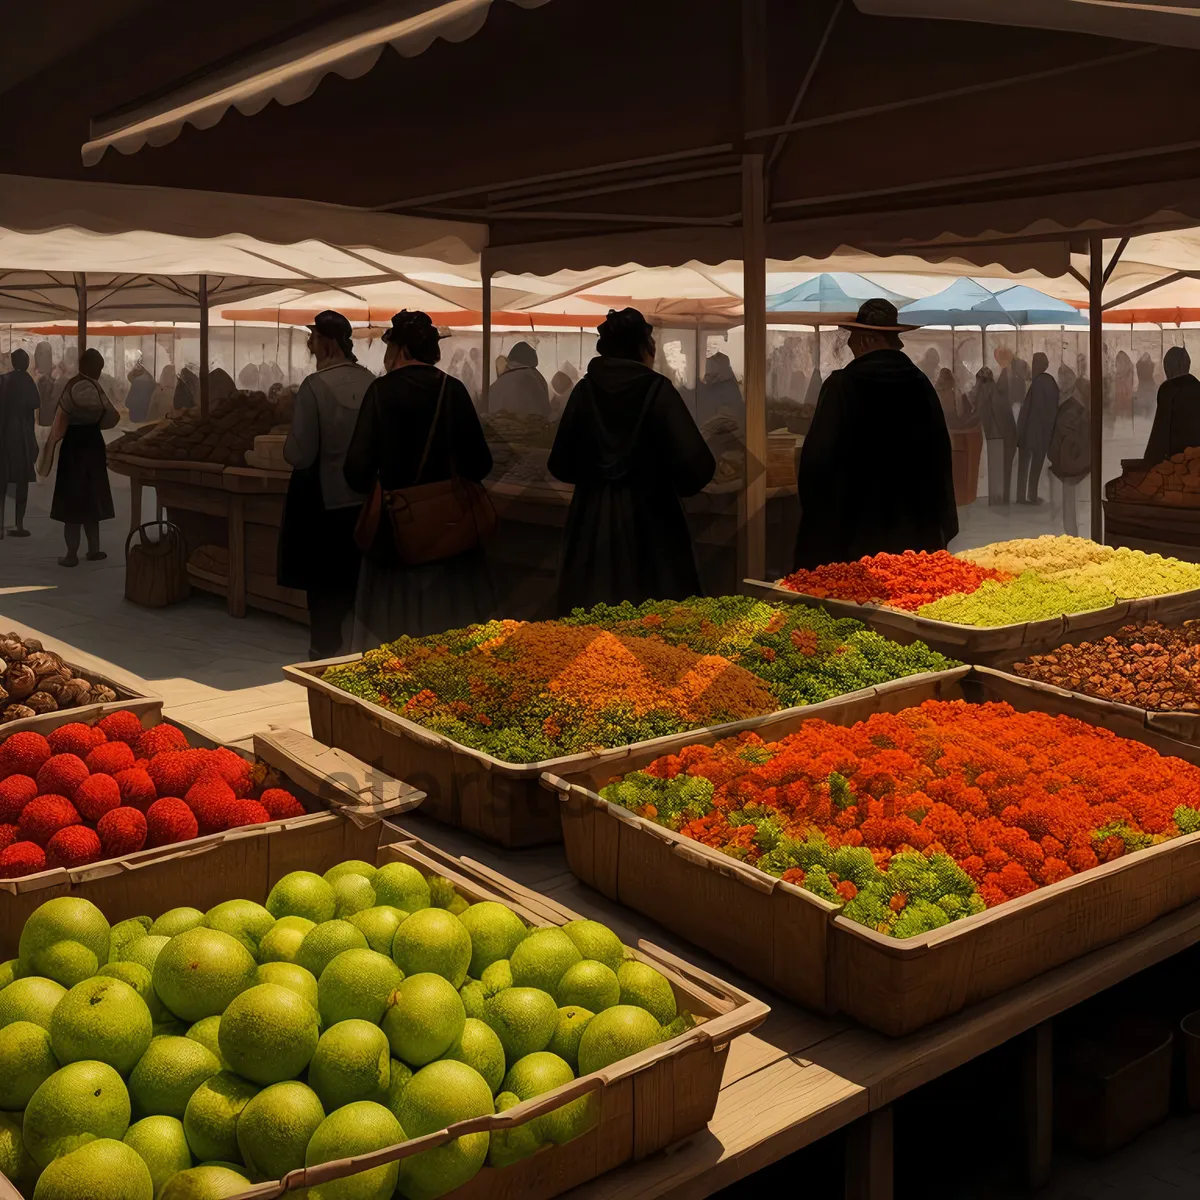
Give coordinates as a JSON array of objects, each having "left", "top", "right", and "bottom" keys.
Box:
[
  {"left": 481, "top": 250, "right": 492, "bottom": 414},
  {"left": 74, "top": 273, "right": 87, "bottom": 357},
  {"left": 199, "top": 274, "right": 210, "bottom": 418},
  {"left": 741, "top": 0, "right": 769, "bottom": 584},
  {"left": 1089, "top": 235, "right": 1104, "bottom": 543},
  {"left": 1105, "top": 270, "right": 1196, "bottom": 311}
]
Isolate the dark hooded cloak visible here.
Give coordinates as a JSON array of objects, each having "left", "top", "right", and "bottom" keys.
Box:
[
  {"left": 548, "top": 357, "right": 715, "bottom": 614},
  {"left": 793, "top": 348, "right": 957, "bottom": 570}
]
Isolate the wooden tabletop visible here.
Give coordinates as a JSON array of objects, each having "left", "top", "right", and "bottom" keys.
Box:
[{"left": 393, "top": 812, "right": 1200, "bottom": 1200}]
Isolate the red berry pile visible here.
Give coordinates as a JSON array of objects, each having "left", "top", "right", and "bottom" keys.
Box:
[{"left": 0, "top": 712, "right": 307, "bottom": 878}]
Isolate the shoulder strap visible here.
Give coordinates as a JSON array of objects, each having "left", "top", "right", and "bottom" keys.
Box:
[{"left": 414, "top": 370, "right": 451, "bottom": 484}]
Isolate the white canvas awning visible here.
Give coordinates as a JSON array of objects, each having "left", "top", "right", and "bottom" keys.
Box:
[
  {"left": 82, "top": 0, "right": 554, "bottom": 166},
  {"left": 853, "top": 0, "right": 1200, "bottom": 51}
]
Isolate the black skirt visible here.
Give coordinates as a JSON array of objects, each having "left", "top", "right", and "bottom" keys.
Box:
[
  {"left": 277, "top": 465, "right": 362, "bottom": 592},
  {"left": 51, "top": 424, "right": 115, "bottom": 525}
]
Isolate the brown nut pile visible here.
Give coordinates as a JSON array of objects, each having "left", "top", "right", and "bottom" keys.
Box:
[
  {"left": 0, "top": 631, "right": 117, "bottom": 723},
  {"left": 1012, "top": 619, "right": 1200, "bottom": 711}
]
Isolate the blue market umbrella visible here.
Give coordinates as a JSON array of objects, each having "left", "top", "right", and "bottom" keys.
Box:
[
  {"left": 992, "top": 284, "right": 1088, "bottom": 327},
  {"left": 898, "top": 278, "right": 1014, "bottom": 328},
  {"left": 767, "top": 272, "right": 910, "bottom": 316}
]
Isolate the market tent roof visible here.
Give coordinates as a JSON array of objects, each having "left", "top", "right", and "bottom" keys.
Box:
[
  {"left": 767, "top": 272, "right": 910, "bottom": 313},
  {"left": 71, "top": 0, "right": 1200, "bottom": 276},
  {"left": 0, "top": 175, "right": 487, "bottom": 324},
  {"left": 0, "top": 173, "right": 483, "bottom": 265},
  {"left": 853, "top": 0, "right": 1200, "bottom": 51},
  {"left": 899, "top": 278, "right": 1016, "bottom": 327},
  {"left": 992, "top": 285, "right": 1088, "bottom": 326}
]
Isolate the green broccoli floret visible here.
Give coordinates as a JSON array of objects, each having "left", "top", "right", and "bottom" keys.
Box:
[
  {"left": 802, "top": 866, "right": 840, "bottom": 903},
  {"left": 928, "top": 853, "right": 977, "bottom": 899},
  {"left": 1176, "top": 805, "right": 1200, "bottom": 835},
  {"left": 883, "top": 851, "right": 937, "bottom": 899},
  {"left": 831, "top": 845, "right": 881, "bottom": 889},
  {"left": 842, "top": 887, "right": 892, "bottom": 931},
  {"left": 1092, "top": 820, "right": 1153, "bottom": 853},
  {"left": 935, "top": 893, "right": 968, "bottom": 921},
  {"left": 828, "top": 771, "right": 856, "bottom": 810},
  {"left": 793, "top": 834, "right": 834, "bottom": 871},
  {"left": 967, "top": 893, "right": 987, "bottom": 916},
  {"left": 892, "top": 899, "right": 950, "bottom": 939}
]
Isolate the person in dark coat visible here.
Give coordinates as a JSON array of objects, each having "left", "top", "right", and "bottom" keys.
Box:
[
  {"left": 488, "top": 340, "right": 550, "bottom": 418},
  {"left": 0, "top": 350, "right": 39, "bottom": 538},
  {"left": 45, "top": 348, "right": 119, "bottom": 566},
  {"left": 34, "top": 341, "right": 56, "bottom": 428},
  {"left": 976, "top": 365, "right": 1016, "bottom": 505},
  {"left": 281, "top": 311, "right": 377, "bottom": 659},
  {"left": 1141, "top": 346, "right": 1200, "bottom": 468},
  {"left": 548, "top": 308, "right": 715, "bottom": 614},
  {"left": 125, "top": 362, "right": 156, "bottom": 422},
  {"left": 343, "top": 310, "right": 495, "bottom": 646},
  {"left": 1016, "top": 352, "right": 1060, "bottom": 504},
  {"left": 793, "top": 299, "right": 957, "bottom": 570}
]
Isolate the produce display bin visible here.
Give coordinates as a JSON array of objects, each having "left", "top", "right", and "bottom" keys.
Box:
[
  {"left": 0, "top": 664, "right": 160, "bottom": 738},
  {"left": 0, "top": 830, "right": 767, "bottom": 1200},
  {"left": 545, "top": 666, "right": 1200, "bottom": 1036},
  {"left": 286, "top": 654, "right": 967, "bottom": 849},
  {"left": 0, "top": 719, "right": 423, "bottom": 955},
  {"left": 742, "top": 576, "right": 1136, "bottom": 667},
  {"left": 988, "top": 607, "right": 1200, "bottom": 751}
]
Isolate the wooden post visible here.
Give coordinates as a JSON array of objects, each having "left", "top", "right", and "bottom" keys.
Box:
[
  {"left": 198, "top": 274, "right": 210, "bottom": 418},
  {"left": 75, "top": 273, "right": 87, "bottom": 358},
  {"left": 740, "top": 0, "right": 769, "bottom": 584},
  {"left": 742, "top": 152, "right": 768, "bottom": 583},
  {"left": 1021, "top": 1021, "right": 1054, "bottom": 1189},
  {"left": 1089, "top": 234, "right": 1104, "bottom": 542},
  {"left": 481, "top": 251, "right": 492, "bottom": 412},
  {"left": 845, "top": 1107, "right": 893, "bottom": 1200}
]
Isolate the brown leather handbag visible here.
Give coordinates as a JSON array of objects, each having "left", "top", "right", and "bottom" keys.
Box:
[{"left": 355, "top": 372, "right": 496, "bottom": 565}]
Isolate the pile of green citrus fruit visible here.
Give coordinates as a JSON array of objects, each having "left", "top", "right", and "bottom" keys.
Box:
[{"left": 0, "top": 858, "right": 693, "bottom": 1199}]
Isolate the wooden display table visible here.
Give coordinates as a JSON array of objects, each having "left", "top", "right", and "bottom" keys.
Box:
[
  {"left": 108, "top": 453, "right": 306, "bottom": 624},
  {"left": 1104, "top": 496, "right": 1200, "bottom": 564},
  {"left": 405, "top": 814, "right": 1200, "bottom": 1200}
]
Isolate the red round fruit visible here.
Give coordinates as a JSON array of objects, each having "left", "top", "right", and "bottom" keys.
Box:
[
  {"left": 95, "top": 710, "right": 145, "bottom": 744},
  {"left": 47, "top": 723, "right": 104, "bottom": 758},
  {"left": 18, "top": 795, "right": 81, "bottom": 846},
  {"left": 0, "top": 824, "right": 17, "bottom": 853},
  {"left": 258, "top": 788, "right": 305, "bottom": 820},
  {"left": 208, "top": 747, "right": 253, "bottom": 797},
  {"left": 0, "top": 775, "right": 38, "bottom": 823},
  {"left": 225, "top": 799, "right": 270, "bottom": 829},
  {"left": 45, "top": 825, "right": 102, "bottom": 869},
  {"left": 0, "top": 841, "right": 45, "bottom": 878},
  {"left": 96, "top": 807, "right": 147, "bottom": 857},
  {"left": 114, "top": 767, "right": 156, "bottom": 813},
  {"left": 184, "top": 772, "right": 237, "bottom": 836},
  {"left": 35, "top": 754, "right": 89, "bottom": 800},
  {"left": 148, "top": 749, "right": 211, "bottom": 798},
  {"left": 73, "top": 774, "right": 122, "bottom": 822},
  {"left": 145, "top": 797, "right": 198, "bottom": 848},
  {"left": 135, "top": 724, "right": 189, "bottom": 760},
  {"left": 85, "top": 742, "right": 136, "bottom": 776},
  {"left": 0, "top": 731, "right": 51, "bottom": 779}
]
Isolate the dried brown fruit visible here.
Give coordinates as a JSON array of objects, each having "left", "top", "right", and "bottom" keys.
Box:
[
  {"left": 0, "top": 637, "right": 26, "bottom": 664},
  {"left": 0, "top": 704, "right": 35, "bottom": 723},
  {"left": 88, "top": 685, "right": 117, "bottom": 704},
  {"left": 5, "top": 664, "right": 37, "bottom": 700},
  {"left": 25, "top": 652, "right": 64, "bottom": 680},
  {"left": 21, "top": 638, "right": 43, "bottom": 653},
  {"left": 24, "top": 692, "right": 57, "bottom": 714}
]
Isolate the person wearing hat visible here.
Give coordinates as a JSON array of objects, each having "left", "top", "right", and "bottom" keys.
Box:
[
  {"left": 793, "top": 299, "right": 957, "bottom": 570},
  {"left": 548, "top": 307, "right": 715, "bottom": 613},
  {"left": 343, "top": 309, "right": 495, "bottom": 643},
  {"left": 40, "top": 347, "right": 119, "bottom": 567},
  {"left": 487, "top": 339, "right": 550, "bottom": 418},
  {"left": 278, "top": 310, "right": 377, "bottom": 659}
]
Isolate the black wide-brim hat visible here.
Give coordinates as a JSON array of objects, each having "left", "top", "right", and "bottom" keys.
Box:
[{"left": 838, "top": 298, "right": 919, "bottom": 333}]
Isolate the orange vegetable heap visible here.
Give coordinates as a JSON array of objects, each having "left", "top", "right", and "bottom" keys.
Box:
[
  {"left": 601, "top": 699, "right": 1200, "bottom": 937},
  {"left": 779, "top": 550, "right": 1011, "bottom": 611}
]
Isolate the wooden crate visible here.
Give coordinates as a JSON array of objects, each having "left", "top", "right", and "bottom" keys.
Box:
[
  {"left": 286, "top": 654, "right": 966, "bottom": 849},
  {"left": 546, "top": 667, "right": 1200, "bottom": 1036},
  {"left": 0, "top": 832, "right": 768, "bottom": 1200},
  {"left": 0, "top": 719, "right": 423, "bottom": 955},
  {"left": 0, "top": 662, "right": 160, "bottom": 738},
  {"left": 743, "top": 576, "right": 1200, "bottom": 667}
]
